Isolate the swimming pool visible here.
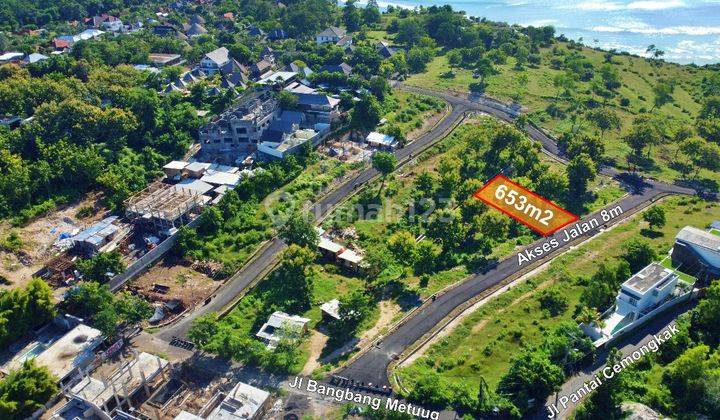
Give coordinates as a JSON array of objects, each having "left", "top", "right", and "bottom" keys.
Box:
[{"left": 17, "top": 343, "right": 47, "bottom": 363}]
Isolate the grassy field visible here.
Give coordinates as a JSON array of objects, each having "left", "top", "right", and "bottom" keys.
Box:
[
  {"left": 396, "top": 195, "right": 719, "bottom": 391},
  {"left": 404, "top": 43, "right": 717, "bottom": 184},
  {"left": 383, "top": 90, "right": 447, "bottom": 136}
]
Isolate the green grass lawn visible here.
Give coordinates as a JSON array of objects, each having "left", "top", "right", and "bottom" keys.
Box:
[
  {"left": 404, "top": 43, "right": 717, "bottom": 185},
  {"left": 396, "top": 195, "right": 720, "bottom": 391},
  {"left": 659, "top": 255, "right": 697, "bottom": 284}
]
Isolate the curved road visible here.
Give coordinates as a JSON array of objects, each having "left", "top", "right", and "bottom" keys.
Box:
[
  {"left": 159, "top": 98, "right": 470, "bottom": 341},
  {"left": 338, "top": 85, "right": 695, "bottom": 387}
]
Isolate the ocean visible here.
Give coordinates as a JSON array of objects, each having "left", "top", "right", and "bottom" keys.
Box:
[{"left": 369, "top": 0, "right": 720, "bottom": 65}]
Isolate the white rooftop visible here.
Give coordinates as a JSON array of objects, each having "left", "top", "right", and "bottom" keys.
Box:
[
  {"left": 320, "top": 299, "right": 341, "bottom": 320},
  {"left": 177, "top": 179, "right": 214, "bottom": 195},
  {"left": 207, "top": 381, "right": 270, "bottom": 420},
  {"left": 185, "top": 161, "right": 212, "bottom": 173},
  {"left": 174, "top": 411, "right": 203, "bottom": 420},
  {"left": 319, "top": 236, "right": 343, "bottom": 254},
  {"left": 257, "top": 71, "right": 297, "bottom": 85},
  {"left": 201, "top": 171, "right": 241, "bottom": 187},
  {"left": 256, "top": 311, "right": 309, "bottom": 346},
  {"left": 623, "top": 263, "right": 676, "bottom": 294},
  {"left": 71, "top": 352, "right": 168, "bottom": 407},
  {"left": 366, "top": 131, "right": 396, "bottom": 147},
  {"left": 676, "top": 226, "right": 720, "bottom": 252},
  {"left": 3, "top": 324, "right": 102, "bottom": 381},
  {"left": 0, "top": 52, "right": 24, "bottom": 61},
  {"left": 164, "top": 160, "right": 189, "bottom": 170},
  {"left": 338, "top": 248, "right": 363, "bottom": 264}
]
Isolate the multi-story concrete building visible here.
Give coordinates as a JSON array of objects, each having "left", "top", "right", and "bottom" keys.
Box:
[
  {"left": 199, "top": 47, "right": 231, "bottom": 75},
  {"left": 199, "top": 90, "right": 279, "bottom": 163}
]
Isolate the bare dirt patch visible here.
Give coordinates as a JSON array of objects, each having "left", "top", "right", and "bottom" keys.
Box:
[
  {"left": 302, "top": 330, "right": 330, "bottom": 375},
  {"left": 0, "top": 193, "right": 106, "bottom": 291},
  {"left": 129, "top": 256, "right": 220, "bottom": 309}
]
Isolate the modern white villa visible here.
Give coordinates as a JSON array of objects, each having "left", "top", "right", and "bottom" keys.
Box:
[{"left": 582, "top": 262, "right": 684, "bottom": 345}]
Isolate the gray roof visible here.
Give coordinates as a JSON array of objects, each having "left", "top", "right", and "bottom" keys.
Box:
[
  {"left": 676, "top": 226, "right": 720, "bottom": 252},
  {"left": 297, "top": 93, "right": 334, "bottom": 106},
  {"left": 319, "top": 62, "right": 352, "bottom": 76},
  {"left": 279, "top": 110, "right": 305, "bottom": 124},
  {"left": 186, "top": 22, "right": 208, "bottom": 36},
  {"left": 624, "top": 263, "right": 675, "bottom": 294},
  {"left": 317, "top": 26, "right": 346, "bottom": 38},
  {"left": 204, "top": 47, "right": 229, "bottom": 65}
]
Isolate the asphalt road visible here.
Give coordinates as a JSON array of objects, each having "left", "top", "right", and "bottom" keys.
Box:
[{"left": 159, "top": 100, "right": 470, "bottom": 341}]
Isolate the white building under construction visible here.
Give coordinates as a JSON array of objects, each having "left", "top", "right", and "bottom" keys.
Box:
[
  {"left": 52, "top": 352, "right": 170, "bottom": 420},
  {"left": 124, "top": 182, "right": 206, "bottom": 232}
]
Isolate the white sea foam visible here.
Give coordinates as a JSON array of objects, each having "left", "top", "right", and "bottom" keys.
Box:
[
  {"left": 572, "top": 0, "right": 688, "bottom": 11},
  {"left": 626, "top": 0, "right": 687, "bottom": 11},
  {"left": 593, "top": 24, "right": 720, "bottom": 35}
]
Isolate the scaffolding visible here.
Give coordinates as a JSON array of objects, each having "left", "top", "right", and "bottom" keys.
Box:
[{"left": 124, "top": 182, "right": 203, "bottom": 230}]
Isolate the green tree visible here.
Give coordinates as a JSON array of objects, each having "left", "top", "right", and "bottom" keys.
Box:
[
  {"left": 406, "top": 47, "right": 434, "bottom": 73},
  {"left": 643, "top": 206, "right": 666, "bottom": 230},
  {"left": 278, "top": 90, "right": 299, "bottom": 110},
  {"left": 414, "top": 240, "right": 441, "bottom": 275},
  {"left": 566, "top": 153, "right": 597, "bottom": 197},
  {"left": 387, "top": 231, "right": 417, "bottom": 264},
  {"left": 188, "top": 312, "right": 219, "bottom": 347},
  {"left": 336, "top": 290, "right": 373, "bottom": 334},
  {"left": 363, "top": 0, "right": 381, "bottom": 25},
  {"left": 396, "top": 18, "right": 426, "bottom": 46},
  {"left": 343, "top": 0, "right": 362, "bottom": 31},
  {"left": 0, "top": 359, "right": 58, "bottom": 419},
  {"left": 621, "top": 238, "right": 658, "bottom": 272},
  {"left": 351, "top": 93, "right": 382, "bottom": 131},
  {"left": 652, "top": 79, "right": 675, "bottom": 111},
  {"left": 696, "top": 96, "right": 720, "bottom": 143},
  {"left": 539, "top": 287, "right": 569, "bottom": 316},
  {"left": 690, "top": 281, "right": 720, "bottom": 347},
  {"left": 498, "top": 350, "right": 564, "bottom": 413},
  {"left": 76, "top": 250, "right": 126, "bottom": 282},
  {"left": 115, "top": 292, "right": 152, "bottom": 325},
  {"left": 624, "top": 115, "right": 662, "bottom": 157},
  {"left": 276, "top": 245, "right": 317, "bottom": 309},
  {"left": 587, "top": 107, "right": 620, "bottom": 137},
  {"left": 575, "top": 348, "right": 627, "bottom": 419},
  {"left": 372, "top": 151, "right": 397, "bottom": 196},
  {"left": 279, "top": 212, "right": 318, "bottom": 249}
]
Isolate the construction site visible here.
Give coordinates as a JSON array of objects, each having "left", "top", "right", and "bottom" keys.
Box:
[{"left": 124, "top": 182, "right": 205, "bottom": 234}]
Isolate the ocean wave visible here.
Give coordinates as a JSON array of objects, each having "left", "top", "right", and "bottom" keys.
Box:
[
  {"left": 626, "top": 0, "right": 687, "bottom": 11},
  {"left": 593, "top": 24, "right": 720, "bottom": 35},
  {"left": 572, "top": 0, "right": 688, "bottom": 11}
]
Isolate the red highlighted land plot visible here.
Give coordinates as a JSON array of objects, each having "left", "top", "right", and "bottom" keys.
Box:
[{"left": 473, "top": 174, "right": 579, "bottom": 236}]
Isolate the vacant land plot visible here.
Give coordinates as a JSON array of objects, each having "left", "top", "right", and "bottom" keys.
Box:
[
  {"left": 130, "top": 256, "right": 220, "bottom": 310},
  {"left": 396, "top": 195, "right": 719, "bottom": 391}
]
